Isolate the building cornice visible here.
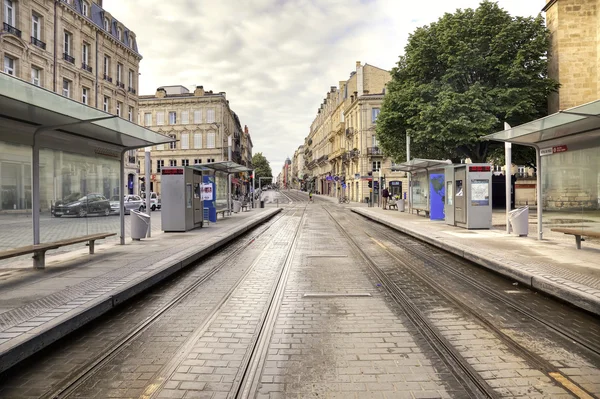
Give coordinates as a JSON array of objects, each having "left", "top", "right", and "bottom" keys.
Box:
[{"left": 542, "top": 0, "right": 557, "bottom": 12}]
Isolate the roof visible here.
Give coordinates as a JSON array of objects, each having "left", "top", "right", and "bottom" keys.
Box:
[
  {"left": 483, "top": 99, "right": 600, "bottom": 148},
  {"left": 189, "top": 161, "right": 252, "bottom": 174},
  {"left": 0, "top": 74, "right": 173, "bottom": 149},
  {"left": 390, "top": 159, "right": 452, "bottom": 173}
]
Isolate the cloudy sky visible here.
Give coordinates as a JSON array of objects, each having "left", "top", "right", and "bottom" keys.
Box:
[{"left": 104, "top": 0, "right": 545, "bottom": 174}]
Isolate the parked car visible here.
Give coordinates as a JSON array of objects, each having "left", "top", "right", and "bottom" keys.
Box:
[
  {"left": 53, "top": 193, "right": 111, "bottom": 217},
  {"left": 110, "top": 195, "right": 144, "bottom": 215},
  {"left": 141, "top": 192, "right": 161, "bottom": 211}
]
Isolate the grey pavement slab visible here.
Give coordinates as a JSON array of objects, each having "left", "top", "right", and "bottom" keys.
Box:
[
  {"left": 352, "top": 207, "right": 600, "bottom": 316},
  {"left": 0, "top": 207, "right": 282, "bottom": 374}
]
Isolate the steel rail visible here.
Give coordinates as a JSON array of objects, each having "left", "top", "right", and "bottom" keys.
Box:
[
  {"left": 39, "top": 207, "right": 296, "bottom": 399},
  {"left": 322, "top": 206, "right": 499, "bottom": 399}
]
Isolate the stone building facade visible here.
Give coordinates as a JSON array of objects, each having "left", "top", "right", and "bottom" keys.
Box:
[
  {"left": 137, "top": 85, "right": 252, "bottom": 195},
  {"left": 1, "top": 0, "right": 142, "bottom": 193},
  {"left": 303, "top": 61, "right": 407, "bottom": 203}
]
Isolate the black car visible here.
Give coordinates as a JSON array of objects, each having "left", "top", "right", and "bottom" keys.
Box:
[{"left": 53, "top": 193, "right": 111, "bottom": 217}]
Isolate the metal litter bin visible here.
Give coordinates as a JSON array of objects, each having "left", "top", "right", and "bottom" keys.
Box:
[
  {"left": 509, "top": 206, "right": 529, "bottom": 236},
  {"left": 397, "top": 199, "right": 405, "bottom": 212},
  {"left": 131, "top": 210, "right": 150, "bottom": 240},
  {"left": 260, "top": 200, "right": 265, "bottom": 208},
  {"left": 233, "top": 200, "right": 241, "bottom": 213}
]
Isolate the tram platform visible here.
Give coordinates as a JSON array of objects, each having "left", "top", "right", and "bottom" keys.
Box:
[
  {"left": 352, "top": 206, "right": 600, "bottom": 317},
  {"left": 0, "top": 207, "right": 282, "bottom": 374}
]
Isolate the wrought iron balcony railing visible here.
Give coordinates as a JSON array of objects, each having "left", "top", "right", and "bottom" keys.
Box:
[
  {"left": 3, "top": 23, "right": 21, "bottom": 38},
  {"left": 117, "top": 81, "right": 125, "bottom": 89},
  {"left": 128, "top": 87, "right": 136, "bottom": 94},
  {"left": 31, "top": 36, "right": 46, "bottom": 49},
  {"left": 367, "top": 147, "right": 383, "bottom": 156},
  {"left": 81, "top": 63, "right": 93, "bottom": 73},
  {"left": 103, "top": 74, "right": 113, "bottom": 83},
  {"left": 63, "top": 53, "right": 75, "bottom": 64}
]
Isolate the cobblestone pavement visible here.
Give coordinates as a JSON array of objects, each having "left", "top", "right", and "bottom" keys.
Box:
[{"left": 1, "top": 201, "right": 599, "bottom": 398}]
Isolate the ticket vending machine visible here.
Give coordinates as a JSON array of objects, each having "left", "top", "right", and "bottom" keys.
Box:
[
  {"left": 161, "top": 167, "right": 205, "bottom": 232},
  {"left": 444, "top": 164, "right": 492, "bottom": 229}
]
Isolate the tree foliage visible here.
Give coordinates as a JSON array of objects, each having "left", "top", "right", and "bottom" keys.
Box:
[
  {"left": 252, "top": 152, "right": 273, "bottom": 181},
  {"left": 376, "top": 1, "right": 559, "bottom": 164}
]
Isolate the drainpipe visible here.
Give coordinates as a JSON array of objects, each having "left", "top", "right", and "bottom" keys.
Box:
[
  {"left": 53, "top": 0, "right": 58, "bottom": 92},
  {"left": 95, "top": 30, "right": 99, "bottom": 108}
]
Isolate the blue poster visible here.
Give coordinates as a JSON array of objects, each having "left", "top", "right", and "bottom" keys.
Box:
[
  {"left": 429, "top": 173, "right": 445, "bottom": 220},
  {"left": 203, "top": 175, "right": 217, "bottom": 222}
]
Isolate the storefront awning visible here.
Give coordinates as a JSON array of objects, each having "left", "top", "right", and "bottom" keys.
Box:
[
  {"left": 483, "top": 99, "right": 600, "bottom": 147},
  {"left": 390, "top": 159, "right": 452, "bottom": 173},
  {"left": 190, "top": 161, "right": 252, "bottom": 174},
  {"left": 0, "top": 74, "right": 173, "bottom": 148}
]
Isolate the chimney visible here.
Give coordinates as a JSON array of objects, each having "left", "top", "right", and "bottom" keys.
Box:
[
  {"left": 219, "top": 91, "right": 226, "bottom": 99},
  {"left": 354, "top": 91, "right": 358, "bottom": 98},
  {"left": 350, "top": 95, "right": 354, "bottom": 102},
  {"left": 363, "top": 90, "right": 369, "bottom": 95},
  {"left": 156, "top": 87, "right": 166, "bottom": 98},
  {"left": 244, "top": 125, "right": 249, "bottom": 134},
  {"left": 356, "top": 61, "right": 361, "bottom": 70},
  {"left": 330, "top": 86, "right": 336, "bottom": 92},
  {"left": 194, "top": 85, "right": 204, "bottom": 96}
]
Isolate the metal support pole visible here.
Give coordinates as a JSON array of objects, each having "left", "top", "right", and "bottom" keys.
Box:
[
  {"left": 252, "top": 169, "right": 255, "bottom": 209},
  {"left": 145, "top": 147, "right": 151, "bottom": 237},
  {"left": 406, "top": 134, "right": 411, "bottom": 214},
  {"left": 228, "top": 136, "right": 232, "bottom": 215},
  {"left": 32, "top": 142, "right": 40, "bottom": 245},
  {"left": 536, "top": 148, "right": 543, "bottom": 240},
  {"left": 120, "top": 150, "right": 126, "bottom": 244},
  {"left": 505, "top": 137, "right": 512, "bottom": 234}
]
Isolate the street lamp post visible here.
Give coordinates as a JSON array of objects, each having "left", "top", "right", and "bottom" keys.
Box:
[{"left": 145, "top": 146, "right": 151, "bottom": 237}]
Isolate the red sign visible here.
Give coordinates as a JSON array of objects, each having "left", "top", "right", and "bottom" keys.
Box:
[
  {"left": 162, "top": 168, "right": 184, "bottom": 175},
  {"left": 151, "top": 174, "right": 156, "bottom": 181},
  {"left": 553, "top": 145, "right": 568, "bottom": 154},
  {"left": 469, "top": 165, "right": 491, "bottom": 172}
]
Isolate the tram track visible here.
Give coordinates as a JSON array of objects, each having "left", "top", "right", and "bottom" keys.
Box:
[{"left": 36, "top": 205, "right": 302, "bottom": 399}]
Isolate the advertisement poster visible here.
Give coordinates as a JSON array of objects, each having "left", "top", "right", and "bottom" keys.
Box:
[
  {"left": 471, "top": 179, "right": 490, "bottom": 206},
  {"left": 201, "top": 184, "right": 213, "bottom": 201},
  {"left": 429, "top": 174, "right": 445, "bottom": 220}
]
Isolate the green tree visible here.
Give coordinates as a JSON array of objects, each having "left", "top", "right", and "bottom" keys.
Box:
[
  {"left": 252, "top": 152, "right": 273, "bottom": 182},
  {"left": 376, "top": 1, "right": 559, "bottom": 164}
]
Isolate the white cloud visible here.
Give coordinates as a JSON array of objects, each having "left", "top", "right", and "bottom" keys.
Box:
[{"left": 103, "top": 0, "right": 545, "bottom": 174}]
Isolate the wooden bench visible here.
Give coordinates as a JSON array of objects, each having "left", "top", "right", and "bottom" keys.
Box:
[
  {"left": 241, "top": 202, "right": 249, "bottom": 212},
  {"left": 0, "top": 233, "right": 116, "bottom": 269},
  {"left": 388, "top": 200, "right": 398, "bottom": 210},
  {"left": 216, "top": 209, "right": 228, "bottom": 219},
  {"left": 551, "top": 228, "right": 600, "bottom": 250},
  {"left": 413, "top": 207, "right": 430, "bottom": 217}
]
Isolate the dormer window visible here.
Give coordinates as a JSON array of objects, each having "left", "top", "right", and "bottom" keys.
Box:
[
  {"left": 117, "top": 28, "right": 122, "bottom": 41},
  {"left": 103, "top": 18, "right": 110, "bottom": 32},
  {"left": 82, "top": 1, "right": 89, "bottom": 17}
]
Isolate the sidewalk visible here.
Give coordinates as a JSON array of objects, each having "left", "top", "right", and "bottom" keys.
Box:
[
  {"left": 352, "top": 207, "right": 600, "bottom": 316},
  {"left": 0, "top": 207, "right": 281, "bottom": 374}
]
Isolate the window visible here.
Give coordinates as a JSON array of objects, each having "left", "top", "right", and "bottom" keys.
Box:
[
  {"left": 103, "top": 56, "right": 110, "bottom": 77},
  {"left": 103, "top": 96, "right": 109, "bottom": 112},
  {"left": 207, "top": 108, "right": 215, "bottom": 123},
  {"left": 128, "top": 106, "right": 134, "bottom": 122},
  {"left": 117, "top": 63, "right": 122, "bottom": 83},
  {"left": 117, "top": 28, "right": 122, "bottom": 41},
  {"left": 156, "top": 160, "right": 164, "bottom": 172},
  {"left": 181, "top": 111, "right": 189, "bottom": 124},
  {"left": 64, "top": 31, "right": 72, "bottom": 55},
  {"left": 181, "top": 133, "right": 189, "bottom": 149},
  {"left": 4, "top": 0, "right": 15, "bottom": 26},
  {"left": 518, "top": 166, "right": 526, "bottom": 175},
  {"left": 144, "top": 112, "right": 152, "bottom": 126},
  {"left": 168, "top": 111, "right": 176, "bottom": 124},
  {"left": 32, "top": 14, "right": 41, "bottom": 40},
  {"left": 193, "top": 110, "right": 201, "bottom": 123},
  {"left": 182, "top": 159, "right": 189, "bottom": 166},
  {"left": 169, "top": 160, "right": 177, "bottom": 167},
  {"left": 116, "top": 101, "right": 122, "bottom": 117},
  {"left": 193, "top": 133, "right": 202, "bottom": 149},
  {"left": 372, "top": 161, "right": 381, "bottom": 172},
  {"left": 194, "top": 159, "right": 202, "bottom": 165},
  {"left": 207, "top": 132, "right": 216, "bottom": 148},
  {"left": 62, "top": 79, "right": 71, "bottom": 97},
  {"left": 372, "top": 135, "right": 378, "bottom": 147},
  {"left": 371, "top": 108, "right": 380, "bottom": 123},
  {"left": 82, "top": 1, "right": 88, "bottom": 17},
  {"left": 156, "top": 112, "right": 164, "bottom": 125},
  {"left": 31, "top": 67, "right": 40, "bottom": 86},
  {"left": 82, "top": 87, "right": 89, "bottom": 104},
  {"left": 128, "top": 69, "right": 133, "bottom": 88},
  {"left": 169, "top": 134, "right": 176, "bottom": 149},
  {"left": 104, "top": 17, "right": 110, "bottom": 32},
  {"left": 82, "top": 43, "right": 89, "bottom": 65},
  {"left": 3, "top": 56, "right": 15, "bottom": 75}
]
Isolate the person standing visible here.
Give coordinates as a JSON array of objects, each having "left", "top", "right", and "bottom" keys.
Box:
[{"left": 382, "top": 186, "right": 389, "bottom": 210}]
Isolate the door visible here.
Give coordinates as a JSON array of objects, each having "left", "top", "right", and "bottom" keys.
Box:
[
  {"left": 455, "top": 168, "right": 466, "bottom": 224},
  {"left": 193, "top": 173, "right": 203, "bottom": 224}
]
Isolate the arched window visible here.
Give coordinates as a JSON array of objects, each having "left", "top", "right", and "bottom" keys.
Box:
[{"left": 104, "top": 18, "right": 110, "bottom": 32}]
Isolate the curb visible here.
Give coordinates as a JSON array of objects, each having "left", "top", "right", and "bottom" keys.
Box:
[
  {"left": 0, "top": 208, "right": 282, "bottom": 374},
  {"left": 351, "top": 208, "right": 600, "bottom": 317}
]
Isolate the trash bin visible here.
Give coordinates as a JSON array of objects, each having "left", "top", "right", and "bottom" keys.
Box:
[
  {"left": 131, "top": 210, "right": 150, "bottom": 240},
  {"left": 397, "top": 199, "right": 405, "bottom": 212},
  {"left": 260, "top": 200, "right": 265, "bottom": 208},
  {"left": 509, "top": 206, "right": 529, "bottom": 236},
  {"left": 233, "top": 200, "right": 241, "bottom": 213}
]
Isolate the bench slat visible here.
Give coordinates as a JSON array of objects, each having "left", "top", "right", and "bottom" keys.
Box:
[
  {"left": 0, "top": 233, "right": 116, "bottom": 260},
  {"left": 551, "top": 228, "right": 600, "bottom": 238}
]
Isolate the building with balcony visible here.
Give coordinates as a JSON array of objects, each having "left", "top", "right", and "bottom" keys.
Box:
[
  {"left": 302, "top": 61, "right": 407, "bottom": 201},
  {"left": 291, "top": 145, "right": 304, "bottom": 189},
  {"left": 137, "top": 85, "right": 251, "bottom": 195},
  {"left": 1, "top": 0, "right": 142, "bottom": 194}
]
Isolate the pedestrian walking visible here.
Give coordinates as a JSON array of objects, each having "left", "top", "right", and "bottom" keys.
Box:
[
  {"left": 382, "top": 187, "right": 389, "bottom": 210},
  {"left": 309, "top": 190, "right": 313, "bottom": 203}
]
